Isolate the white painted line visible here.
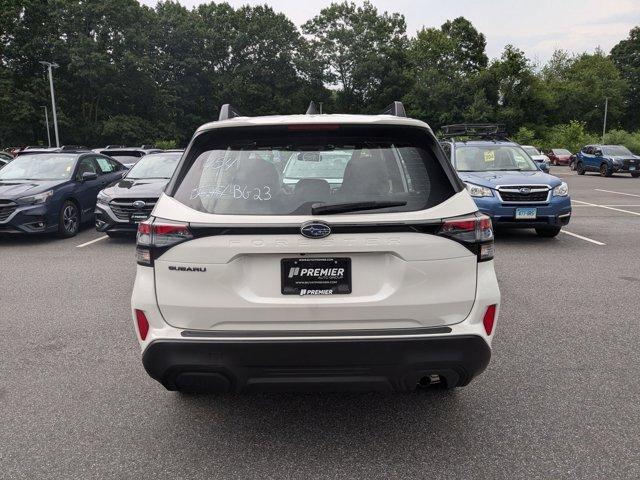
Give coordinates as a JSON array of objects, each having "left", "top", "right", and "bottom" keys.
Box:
[
  {"left": 572, "top": 199, "right": 640, "bottom": 217},
  {"left": 594, "top": 188, "right": 640, "bottom": 198},
  {"left": 552, "top": 172, "right": 575, "bottom": 176},
  {"left": 560, "top": 230, "right": 606, "bottom": 246},
  {"left": 76, "top": 235, "right": 108, "bottom": 248},
  {"left": 572, "top": 204, "right": 640, "bottom": 207}
]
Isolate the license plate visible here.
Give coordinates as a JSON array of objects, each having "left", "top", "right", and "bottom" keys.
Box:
[
  {"left": 281, "top": 257, "right": 351, "bottom": 295},
  {"left": 130, "top": 213, "right": 148, "bottom": 222},
  {"left": 515, "top": 207, "right": 537, "bottom": 220}
]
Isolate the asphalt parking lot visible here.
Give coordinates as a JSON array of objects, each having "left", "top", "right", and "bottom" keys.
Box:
[{"left": 2, "top": 168, "right": 639, "bottom": 480}]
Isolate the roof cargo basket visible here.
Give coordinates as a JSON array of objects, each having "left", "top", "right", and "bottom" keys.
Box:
[
  {"left": 441, "top": 124, "right": 507, "bottom": 139},
  {"left": 380, "top": 101, "right": 407, "bottom": 118},
  {"left": 218, "top": 104, "right": 241, "bottom": 121}
]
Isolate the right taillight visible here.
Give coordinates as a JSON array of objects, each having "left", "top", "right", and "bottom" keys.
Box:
[
  {"left": 438, "top": 214, "right": 494, "bottom": 262},
  {"left": 136, "top": 218, "right": 193, "bottom": 266}
]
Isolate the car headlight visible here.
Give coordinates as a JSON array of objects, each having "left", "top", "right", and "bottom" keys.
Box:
[
  {"left": 17, "top": 190, "right": 53, "bottom": 205},
  {"left": 97, "top": 191, "right": 111, "bottom": 205},
  {"left": 465, "top": 183, "right": 493, "bottom": 197},
  {"left": 612, "top": 158, "right": 621, "bottom": 165},
  {"left": 553, "top": 182, "right": 568, "bottom": 197}
]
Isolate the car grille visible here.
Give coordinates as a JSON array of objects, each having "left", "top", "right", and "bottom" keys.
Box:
[
  {"left": 497, "top": 186, "right": 550, "bottom": 203},
  {"left": 0, "top": 200, "right": 17, "bottom": 222},
  {"left": 109, "top": 198, "right": 156, "bottom": 221}
]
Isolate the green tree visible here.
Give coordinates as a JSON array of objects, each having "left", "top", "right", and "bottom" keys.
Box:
[
  {"left": 405, "top": 17, "right": 489, "bottom": 127},
  {"left": 611, "top": 27, "right": 640, "bottom": 130},
  {"left": 303, "top": 1, "right": 409, "bottom": 113}
]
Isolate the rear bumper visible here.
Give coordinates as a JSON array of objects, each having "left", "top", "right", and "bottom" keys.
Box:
[{"left": 142, "top": 335, "right": 491, "bottom": 392}]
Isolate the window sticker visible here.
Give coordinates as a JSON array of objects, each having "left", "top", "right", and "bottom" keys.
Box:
[{"left": 484, "top": 151, "right": 495, "bottom": 163}]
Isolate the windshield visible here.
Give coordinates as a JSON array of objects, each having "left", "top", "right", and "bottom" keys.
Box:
[
  {"left": 522, "top": 146, "right": 540, "bottom": 156},
  {"left": 126, "top": 153, "right": 181, "bottom": 179},
  {"left": 603, "top": 146, "right": 633, "bottom": 156},
  {"left": 172, "top": 125, "right": 455, "bottom": 215},
  {"left": 454, "top": 145, "right": 539, "bottom": 172},
  {"left": 552, "top": 149, "right": 571, "bottom": 155},
  {"left": 0, "top": 154, "right": 76, "bottom": 181}
]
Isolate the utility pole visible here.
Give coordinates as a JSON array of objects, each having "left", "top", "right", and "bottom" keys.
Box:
[
  {"left": 602, "top": 97, "right": 609, "bottom": 144},
  {"left": 39, "top": 61, "right": 60, "bottom": 147},
  {"left": 43, "top": 106, "right": 51, "bottom": 147}
]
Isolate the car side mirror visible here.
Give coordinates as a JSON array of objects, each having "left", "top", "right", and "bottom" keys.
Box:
[
  {"left": 595, "top": 151, "right": 602, "bottom": 157},
  {"left": 81, "top": 171, "right": 98, "bottom": 182},
  {"left": 539, "top": 163, "right": 549, "bottom": 172}
]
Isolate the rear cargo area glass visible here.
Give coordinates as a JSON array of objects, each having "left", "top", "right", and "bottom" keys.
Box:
[{"left": 172, "top": 125, "right": 456, "bottom": 215}]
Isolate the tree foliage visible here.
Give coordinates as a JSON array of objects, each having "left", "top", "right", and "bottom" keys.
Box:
[{"left": 0, "top": 1, "right": 639, "bottom": 152}]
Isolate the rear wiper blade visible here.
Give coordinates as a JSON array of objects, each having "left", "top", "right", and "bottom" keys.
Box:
[{"left": 311, "top": 201, "right": 407, "bottom": 215}]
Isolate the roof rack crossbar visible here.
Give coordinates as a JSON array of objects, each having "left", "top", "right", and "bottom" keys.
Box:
[
  {"left": 218, "top": 104, "right": 241, "bottom": 121},
  {"left": 380, "top": 101, "right": 407, "bottom": 118}
]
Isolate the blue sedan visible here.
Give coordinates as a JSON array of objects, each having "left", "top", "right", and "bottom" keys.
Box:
[
  {"left": 443, "top": 140, "right": 571, "bottom": 237},
  {"left": 0, "top": 151, "right": 126, "bottom": 237}
]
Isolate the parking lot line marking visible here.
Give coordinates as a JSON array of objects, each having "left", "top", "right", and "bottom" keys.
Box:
[
  {"left": 76, "top": 235, "right": 108, "bottom": 248},
  {"left": 572, "top": 199, "right": 640, "bottom": 217},
  {"left": 594, "top": 188, "right": 640, "bottom": 198},
  {"left": 560, "top": 230, "right": 606, "bottom": 246}
]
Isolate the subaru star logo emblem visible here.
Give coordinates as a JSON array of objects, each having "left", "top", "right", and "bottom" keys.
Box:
[
  {"left": 132, "top": 200, "right": 146, "bottom": 209},
  {"left": 300, "top": 221, "right": 331, "bottom": 239},
  {"left": 519, "top": 187, "right": 531, "bottom": 194}
]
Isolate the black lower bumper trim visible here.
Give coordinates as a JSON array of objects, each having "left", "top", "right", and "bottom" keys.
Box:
[{"left": 142, "top": 335, "right": 491, "bottom": 393}]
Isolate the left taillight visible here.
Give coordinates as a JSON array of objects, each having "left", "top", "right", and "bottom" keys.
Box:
[
  {"left": 438, "top": 214, "right": 494, "bottom": 262},
  {"left": 136, "top": 218, "right": 193, "bottom": 266}
]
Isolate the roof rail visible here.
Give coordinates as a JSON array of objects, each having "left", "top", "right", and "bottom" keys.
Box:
[
  {"left": 306, "top": 101, "right": 319, "bottom": 115},
  {"left": 441, "top": 124, "right": 508, "bottom": 139},
  {"left": 218, "top": 104, "right": 241, "bottom": 121},
  {"left": 380, "top": 101, "right": 407, "bottom": 118}
]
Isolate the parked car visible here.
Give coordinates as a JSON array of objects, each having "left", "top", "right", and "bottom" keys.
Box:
[
  {"left": 521, "top": 145, "right": 550, "bottom": 171},
  {"left": 0, "top": 151, "right": 125, "bottom": 236},
  {"left": 575, "top": 145, "right": 640, "bottom": 177},
  {"left": 547, "top": 148, "right": 573, "bottom": 166},
  {"left": 131, "top": 102, "right": 500, "bottom": 393},
  {"left": 0, "top": 151, "right": 13, "bottom": 169},
  {"left": 95, "top": 151, "right": 183, "bottom": 237},
  {"left": 441, "top": 124, "right": 571, "bottom": 237},
  {"left": 94, "top": 147, "right": 163, "bottom": 169}
]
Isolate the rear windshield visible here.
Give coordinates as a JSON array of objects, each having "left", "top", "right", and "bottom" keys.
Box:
[
  {"left": 552, "top": 149, "right": 571, "bottom": 155},
  {"left": 171, "top": 125, "right": 456, "bottom": 215},
  {"left": 102, "top": 151, "right": 144, "bottom": 164}
]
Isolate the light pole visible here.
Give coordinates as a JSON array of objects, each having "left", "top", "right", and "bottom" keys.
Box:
[
  {"left": 602, "top": 97, "right": 609, "bottom": 145},
  {"left": 39, "top": 61, "right": 60, "bottom": 147},
  {"left": 43, "top": 106, "right": 51, "bottom": 147}
]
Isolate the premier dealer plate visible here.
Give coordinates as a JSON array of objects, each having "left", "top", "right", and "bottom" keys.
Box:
[{"left": 281, "top": 257, "right": 351, "bottom": 295}]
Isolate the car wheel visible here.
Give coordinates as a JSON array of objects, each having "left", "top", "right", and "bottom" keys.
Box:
[
  {"left": 535, "top": 226, "right": 561, "bottom": 238},
  {"left": 600, "top": 163, "right": 612, "bottom": 177},
  {"left": 576, "top": 162, "right": 585, "bottom": 175},
  {"left": 631, "top": 172, "right": 640, "bottom": 178},
  {"left": 58, "top": 200, "right": 80, "bottom": 238}
]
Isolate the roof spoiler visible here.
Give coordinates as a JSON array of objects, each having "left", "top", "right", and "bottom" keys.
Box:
[
  {"left": 380, "top": 101, "right": 406, "bottom": 118},
  {"left": 218, "top": 104, "right": 241, "bottom": 121}
]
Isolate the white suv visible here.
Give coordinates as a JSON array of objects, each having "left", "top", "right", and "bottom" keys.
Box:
[{"left": 131, "top": 102, "right": 501, "bottom": 393}]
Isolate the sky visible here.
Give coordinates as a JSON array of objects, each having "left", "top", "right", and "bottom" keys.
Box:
[{"left": 138, "top": 0, "right": 640, "bottom": 63}]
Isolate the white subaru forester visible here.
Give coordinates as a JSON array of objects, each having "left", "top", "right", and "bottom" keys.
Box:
[{"left": 131, "top": 102, "right": 500, "bottom": 393}]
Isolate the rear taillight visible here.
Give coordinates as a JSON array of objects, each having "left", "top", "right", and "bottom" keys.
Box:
[
  {"left": 438, "top": 214, "right": 494, "bottom": 261},
  {"left": 136, "top": 219, "right": 193, "bottom": 266},
  {"left": 483, "top": 304, "right": 497, "bottom": 335},
  {"left": 135, "top": 309, "right": 149, "bottom": 341}
]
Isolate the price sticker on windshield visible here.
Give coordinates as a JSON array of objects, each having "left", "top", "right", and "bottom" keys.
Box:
[{"left": 484, "top": 151, "right": 495, "bottom": 163}]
